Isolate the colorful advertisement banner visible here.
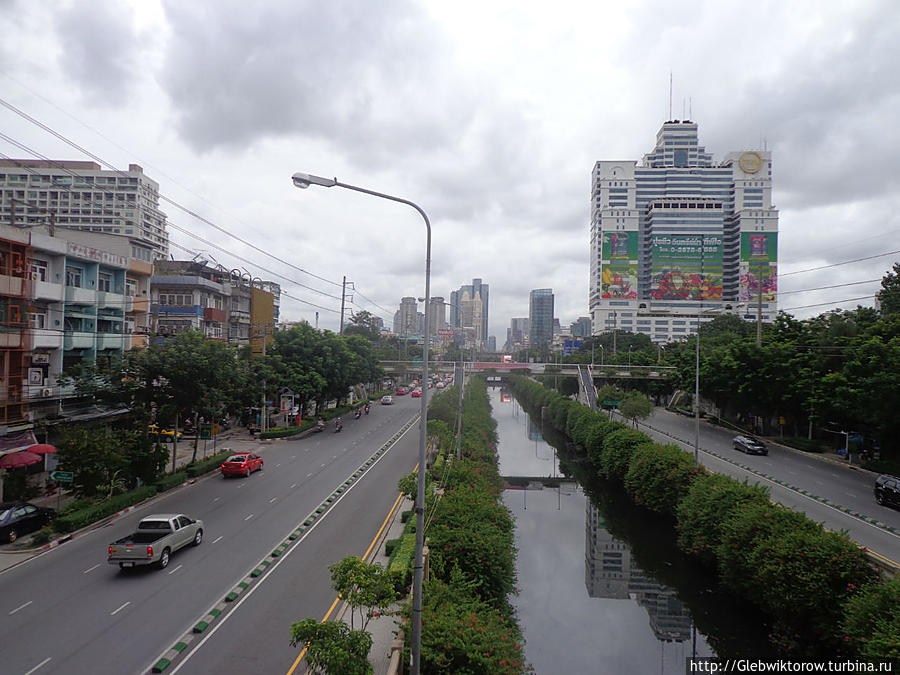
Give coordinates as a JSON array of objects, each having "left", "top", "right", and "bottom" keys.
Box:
[
  {"left": 650, "top": 234, "right": 723, "bottom": 301},
  {"left": 740, "top": 232, "right": 777, "bottom": 262},
  {"left": 601, "top": 231, "right": 639, "bottom": 299},
  {"left": 602, "top": 232, "right": 638, "bottom": 260},
  {"left": 740, "top": 262, "right": 777, "bottom": 302}
]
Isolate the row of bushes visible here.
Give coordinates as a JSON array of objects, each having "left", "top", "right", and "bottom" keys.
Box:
[
  {"left": 395, "top": 378, "right": 528, "bottom": 673},
  {"left": 508, "top": 375, "right": 898, "bottom": 662},
  {"left": 52, "top": 450, "right": 234, "bottom": 535}
]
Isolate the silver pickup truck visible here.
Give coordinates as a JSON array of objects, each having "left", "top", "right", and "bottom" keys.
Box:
[{"left": 108, "top": 513, "right": 203, "bottom": 570}]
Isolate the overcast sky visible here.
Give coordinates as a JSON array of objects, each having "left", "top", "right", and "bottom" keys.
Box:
[{"left": 1, "top": 0, "right": 897, "bottom": 341}]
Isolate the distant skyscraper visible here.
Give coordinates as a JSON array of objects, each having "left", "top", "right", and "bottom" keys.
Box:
[
  {"left": 589, "top": 120, "right": 778, "bottom": 342},
  {"left": 506, "top": 317, "right": 530, "bottom": 352},
  {"left": 451, "top": 278, "right": 489, "bottom": 350},
  {"left": 571, "top": 316, "right": 592, "bottom": 337},
  {"left": 397, "top": 297, "right": 418, "bottom": 335},
  {"left": 529, "top": 289, "right": 554, "bottom": 351},
  {"left": 427, "top": 296, "right": 446, "bottom": 338}
]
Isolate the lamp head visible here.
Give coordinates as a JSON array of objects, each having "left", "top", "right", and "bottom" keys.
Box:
[{"left": 291, "top": 172, "right": 337, "bottom": 189}]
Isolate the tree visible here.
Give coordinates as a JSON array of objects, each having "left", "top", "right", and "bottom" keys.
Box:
[
  {"left": 877, "top": 262, "right": 900, "bottom": 316},
  {"left": 288, "top": 619, "right": 372, "bottom": 675},
  {"left": 328, "top": 556, "right": 396, "bottom": 631},
  {"left": 619, "top": 391, "right": 653, "bottom": 427},
  {"left": 344, "top": 310, "right": 382, "bottom": 342}
]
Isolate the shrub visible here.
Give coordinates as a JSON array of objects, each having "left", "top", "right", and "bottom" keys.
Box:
[
  {"left": 748, "top": 528, "right": 876, "bottom": 644},
  {"left": 31, "top": 527, "right": 53, "bottom": 546},
  {"left": 584, "top": 418, "right": 624, "bottom": 467},
  {"left": 717, "top": 502, "right": 820, "bottom": 595},
  {"left": 155, "top": 472, "right": 188, "bottom": 493},
  {"left": 259, "top": 420, "right": 315, "bottom": 439},
  {"left": 675, "top": 473, "right": 769, "bottom": 565},
  {"left": 387, "top": 530, "right": 416, "bottom": 591},
  {"left": 842, "top": 578, "right": 900, "bottom": 661},
  {"left": 384, "top": 538, "right": 401, "bottom": 556},
  {"left": 185, "top": 451, "right": 233, "bottom": 478},
  {"left": 624, "top": 443, "right": 698, "bottom": 514},
  {"left": 54, "top": 485, "right": 158, "bottom": 533},
  {"left": 600, "top": 428, "right": 651, "bottom": 480}
]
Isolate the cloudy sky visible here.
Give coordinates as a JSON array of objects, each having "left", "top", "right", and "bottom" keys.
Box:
[{"left": 1, "top": 0, "right": 897, "bottom": 341}]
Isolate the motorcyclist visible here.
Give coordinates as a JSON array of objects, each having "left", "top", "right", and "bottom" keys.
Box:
[
  {"left": 364, "top": 404, "right": 370, "bottom": 415},
  {"left": 334, "top": 417, "right": 343, "bottom": 432},
  {"left": 316, "top": 416, "right": 325, "bottom": 431},
  {"left": 354, "top": 408, "right": 361, "bottom": 419}
]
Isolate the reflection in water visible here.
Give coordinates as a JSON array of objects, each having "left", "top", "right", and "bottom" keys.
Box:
[{"left": 586, "top": 502, "right": 692, "bottom": 643}]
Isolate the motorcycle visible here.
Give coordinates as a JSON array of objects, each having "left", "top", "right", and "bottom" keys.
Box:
[
  {"left": 364, "top": 405, "right": 370, "bottom": 415},
  {"left": 314, "top": 419, "right": 325, "bottom": 433},
  {"left": 334, "top": 419, "right": 343, "bottom": 433},
  {"left": 354, "top": 409, "right": 361, "bottom": 420}
]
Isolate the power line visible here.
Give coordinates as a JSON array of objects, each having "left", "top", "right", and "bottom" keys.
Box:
[
  {"left": 778, "top": 278, "right": 881, "bottom": 295},
  {"left": 781, "top": 294, "right": 874, "bottom": 311},
  {"left": 779, "top": 251, "right": 900, "bottom": 278}
]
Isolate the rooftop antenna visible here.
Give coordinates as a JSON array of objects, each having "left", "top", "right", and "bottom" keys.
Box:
[
  {"left": 669, "top": 72, "right": 673, "bottom": 120},
  {"left": 682, "top": 98, "right": 686, "bottom": 120},
  {"left": 689, "top": 97, "right": 692, "bottom": 120}
]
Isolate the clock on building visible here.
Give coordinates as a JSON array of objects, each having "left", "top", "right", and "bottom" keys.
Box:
[{"left": 739, "top": 151, "right": 763, "bottom": 173}]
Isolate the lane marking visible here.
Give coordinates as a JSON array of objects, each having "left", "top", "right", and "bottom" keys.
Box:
[
  {"left": 306, "top": 473, "right": 312, "bottom": 478},
  {"left": 23, "top": 657, "right": 51, "bottom": 675},
  {"left": 162, "top": 415, "right": 421, "bottom": 675},
  {"left": 168, "top": 564, "right": 183, "bottom": 575},
  {"left": 111, "top": 601, "right": 130, "bottom": 616},
  {"left": 212, "top": 536, "right": 223, "bottom": 544},
  {"left": 10, "top": 600, "right": 33, "bottom": 615},
  {"left": 290, "top": 483, "right": 297, "bottom": 489},
  {"left": 82, "top": 564, "right": 101, "bottom": 574},
  {"left": 269, "top": 498, "right": 277, "bottom": 503},
  {"left": 244, "top": 514, "right": 254, "bottom": 521},
  {"left": 213, "top": 497, "right": 220, "bottom": 502},
  {"left": 845, "top": 492, "right": 858, "bottom": 499},
  {"left": 320, "top": 463, "right": 325, "bottom": 468},
  {"left": 276, "top": 464, "right": 281, "bottom": 468}
]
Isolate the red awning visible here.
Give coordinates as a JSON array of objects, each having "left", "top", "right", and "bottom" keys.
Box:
[{"left": 26, "top": 444, "right": 57, "bottom": 455}]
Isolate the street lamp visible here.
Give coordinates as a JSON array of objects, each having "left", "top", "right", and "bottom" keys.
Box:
[{"left": 292, "top": 172, "right": 432, "bottom": 675}]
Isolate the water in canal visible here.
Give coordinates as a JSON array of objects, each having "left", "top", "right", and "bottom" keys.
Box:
[{"left": 491, "top": 387, "right": 776, "bottom": 674}]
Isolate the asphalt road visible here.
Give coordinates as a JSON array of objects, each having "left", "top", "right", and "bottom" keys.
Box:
[
  {"left": 0, "top": 395, "right": 421, "bottom": 675},
  {"left": 629, "top": 407, "right": 900, "bottom": 563}
]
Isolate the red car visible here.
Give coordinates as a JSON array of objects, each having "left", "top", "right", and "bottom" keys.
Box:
[
  {"left": 396, "top": 387, "right": 409, "bottom": 395},
  {"left": 221, "top": 453, "right": 264, "bottom": 478},
  {"left": 411, "top": 388, "right": 422, "bottom": 398}
]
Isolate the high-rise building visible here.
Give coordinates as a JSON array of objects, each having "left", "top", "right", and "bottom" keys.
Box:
[
  {"left": 506, "top": 317, "right": 530, "bottom": 352},
  {"left": 571, "top": 316, "right": 592, "bottom": 337},
  {"left": 450, "top": 278, "right": 489, "bottom": 349},
  {"left": 0, "top": 160, "right": 170, "bottom": 262},
  {"left": 427, "top": 296, "right": 446, "bottom": 338},
  {"left": 529, "top": 289, "right": 554, "bottom": 352},
  {"left": 397, "top": 297, "right": 418, "bottom": 335},
  {"left": 589, "top": 121, "right": 778, "bottom": 342}
]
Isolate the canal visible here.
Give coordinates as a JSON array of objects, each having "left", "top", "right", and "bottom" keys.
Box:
[{"left": 491, "top": 387, "right": 776, "bottom": 674}]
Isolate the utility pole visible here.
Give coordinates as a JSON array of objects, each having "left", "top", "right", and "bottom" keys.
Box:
[
  {"left": 455, "top": 360, "right": 464, "bottom": 459},
  {"left": 756, "top": 261, "right": 763, "bottom": 347},
  {"left": 340, "top": 276, "right": 347, "bottom": 335}
]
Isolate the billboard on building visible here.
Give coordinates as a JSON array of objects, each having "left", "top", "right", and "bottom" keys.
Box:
[
  {"left": 740, "top": 233, "right": 777, "bottom": 302},
  {"left": 600, "top": 232, "right": 638, "bottom": 299},
  {"left": 650, "top": 234, "right": 723, "bottom": 301},
  {"left": 250, "top": 287, "right": 275, "bottom": 357}
]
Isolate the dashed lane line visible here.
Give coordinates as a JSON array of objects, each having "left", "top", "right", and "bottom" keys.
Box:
[
  {"left": 10, "top": 600, "right": 32, "bottom": 615},
  {"left": 168, "top": 565, "right": 183, "bottom": 576},
  {"left": 23, "top": 657, "right": 51, "bottom": 675},
  {"left": 110, "top": 601, "right": 130, "bottom": 616},
  {"left": 82, "top": 564, "right": 101, "bottom": 574}
]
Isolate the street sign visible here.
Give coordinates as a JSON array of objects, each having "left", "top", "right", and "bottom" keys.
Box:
[
  {"left": 49, "top": 470, "right": 73, "bottom": 482},
  {"left": 200, "top": 423, "right": 212, "bottom": 440}
]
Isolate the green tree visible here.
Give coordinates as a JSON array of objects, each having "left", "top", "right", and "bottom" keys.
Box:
[
  {"left": 619, "top": 391, "right": 653, "bottom": 427},
  {"left": 344, "top": 310, "right": 382, "bottom": 342},
  {"left": 877, "top": 262, "right": 900, "bottom": 316},
  {"left": 328, "top": 556, "right": 397, "bottom": 631},
  {"left": 288, "top": 619, "right": 372, "bottom": 675}
]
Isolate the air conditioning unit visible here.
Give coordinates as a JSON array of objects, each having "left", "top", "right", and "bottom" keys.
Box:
[{"left": 40, "top": 388, "right": 52, "bottom": 397}]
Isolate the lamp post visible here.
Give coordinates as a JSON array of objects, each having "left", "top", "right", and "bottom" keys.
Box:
[{"left": 292, "top": 172, "right": 432, "bottom": 674}]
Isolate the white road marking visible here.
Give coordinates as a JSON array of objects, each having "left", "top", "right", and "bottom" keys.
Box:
[
  {"left": 276, "top": 463, "right": 281, "bottom": 468},
  {"left": 237, "top": 484, "right": 244, "bottom": 489},
  {"left": 269, "top": 497, "right": 277, "bottom": 503},
  {"left": 10, "top": 600, "right": 32, "bottom": 615},
  {"left": 168, "top": 564, "right": 183, "bottom": 575},
  {"left": 831, "top": 473, "right": 840, "bottom": 479},
  {"left": 307, "top": 473, "right": 313, "bottom": 478},
  {"left": 320, "top": 463, "right": 326, "bottom": 468},
  {"left": 332, "top": 455, "right": 337, "bottom": 459},
  {"left": 212, "top": 536, "right": 223, "bottom": 544},
  {"left": 82, "top": 564, "right": 101, "bottom": 574},
  {"left": 23, "top": 657, "right": 51, "bottom": 675},
  {"left": 814, "top": 479, "right": 825, "bottom": 486},
  {"left": 291, "top": 455, "right": 296, "bottom": 459},
  {"left": 213, "top": 497, "right": 220, "bottom": 502},
  {"left": 244, "top": 514, "right": 253, "bottom": 521},
  {"left": 845, "top": 492, "right": 857, "bottom": 499},
  {"left": 111, "top": 601, "right": 130, "bottom": 615},
  {"left": 290, "top": 483, "right": 297, "bottom": 489}
]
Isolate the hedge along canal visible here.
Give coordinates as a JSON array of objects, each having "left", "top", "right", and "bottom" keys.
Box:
[{"left": 490, "top": 386, "right": 778, "bottom": 674}]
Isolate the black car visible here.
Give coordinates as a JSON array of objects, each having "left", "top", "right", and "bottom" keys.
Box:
[
  {"left": 0, "top": 502, "right": 55, "bottom": 543},
  {"left": 874, "top": 475, "right": 900, "bottom": 508},
  {"left": 732, "top": 435, "right": 768, "bottom": 455}
]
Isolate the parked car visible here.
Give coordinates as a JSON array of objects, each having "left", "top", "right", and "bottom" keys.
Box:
[
  {"left": 732, "top": 435, "right": 768, "bottom": 455},
  {"left": 0, "top": 502, "right": 55, "bottom": 543},
  {"left": 874, "top": 474, "right": 900, "bottom": 507},
  {"left": 381, "top": 395, "right": 393, "bottom": 405},
  {"left": 220, "top": 453, "right": 264, "bottom": 478},
  {"left": 108, "top": 514, "right": 203, "bottom": 569},
  {"left": 411, "top": 388, "right": 422, "bottom": 398}
]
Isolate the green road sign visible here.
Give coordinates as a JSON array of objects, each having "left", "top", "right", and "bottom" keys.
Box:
[
  {"left": 200, "top": 423, "right": 212, "bottom": 440},
  {"left": 49, "top": 470, "right": 74, "bottom": 482},
  {"left": 602, "top": 400, "right": 622, "bottom": 406}
]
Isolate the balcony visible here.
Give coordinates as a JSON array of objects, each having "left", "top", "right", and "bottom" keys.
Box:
[
  {"left": 98, "top": 291, "right": 126, "bottom": 310},
  {"left": 96, "top": 333, "right": 126, "bottom": 351},
  {"left": 126, "top": 296, "right": 150, "bottom": 313},
  {"left": 64, "top": 332, "right": 94, "bottom": 350},
  {"left": 33, "top": 280, "right": 64, "bottom": 302},
  {"left": 32, "top": 329, "right": 64, "bottom": 350},
  {"left": 204, "top": 307, "right": 227, "bottom": 323},
  {"left": 0, "top": 274, "right": 25, "bottom": 297},
  {"left": 0, "top": 329, "right": 27, "bottom": 349},
  {"left": 65, "top": 286, "right": 96, "bottom": 304}
]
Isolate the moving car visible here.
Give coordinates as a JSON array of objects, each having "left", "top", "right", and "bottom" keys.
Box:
[
  {"left": 874, "top": 474, "right": 900, "bottom": 507},
  {"left": 411, "top": 388, "right": 422, "bottom": 398},
  {"left": 220, "top": 453, "right": 264, "bottom": 478},
  {"left": 0, "top": 502, "right": 55, "bottom": 543},
  {"left": 732, "top": 435, "right": 768, "bottom": 455},
  {"left": 381, "top": 395, "right": 393, "bottom": 405},
  {"left": 108, "top": 514, "right": 203, "bottom": 569},
  {"left": 396, "top": 387, "right": 409, "bottom": 395}
]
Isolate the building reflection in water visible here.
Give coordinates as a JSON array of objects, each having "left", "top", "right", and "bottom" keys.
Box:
[{"left": 585, "top": 501, "right": 692, "bottom": 643}]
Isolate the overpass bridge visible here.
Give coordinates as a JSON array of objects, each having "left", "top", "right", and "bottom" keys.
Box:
[{"left": 380, "top": 361, "right": 675, "bottom": 381}]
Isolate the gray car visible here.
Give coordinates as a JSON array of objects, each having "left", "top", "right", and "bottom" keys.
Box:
[{"left": 733, "top": 435, "right": 768, "bottom": 455}]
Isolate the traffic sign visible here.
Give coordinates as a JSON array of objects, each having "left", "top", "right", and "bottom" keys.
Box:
[{"left": 49, "top": 470, "right": 74, "bottom": 482}]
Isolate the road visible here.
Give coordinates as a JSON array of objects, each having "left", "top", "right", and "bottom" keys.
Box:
[
  {"left": 629, "top": 407, "right": 900, "bottom": 564},
  {"left": 0, "top": 395, "right": 421, "bottom": 675}
]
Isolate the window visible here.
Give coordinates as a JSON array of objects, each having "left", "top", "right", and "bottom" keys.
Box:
[
  {"left": 30, "top": 312, "right": 47, "bottom": 329},
  {"left": 65, "top": 266, "right": 82, "bottom": 288},
  {"left": 31, "top": 259, "right": 48, "bottom": 282},
  {"left": 98, "top": 272, "right": 111, "bottom": 292},
  {"left": 125, "top": 278, "right": 137, "bottom": 297}
]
